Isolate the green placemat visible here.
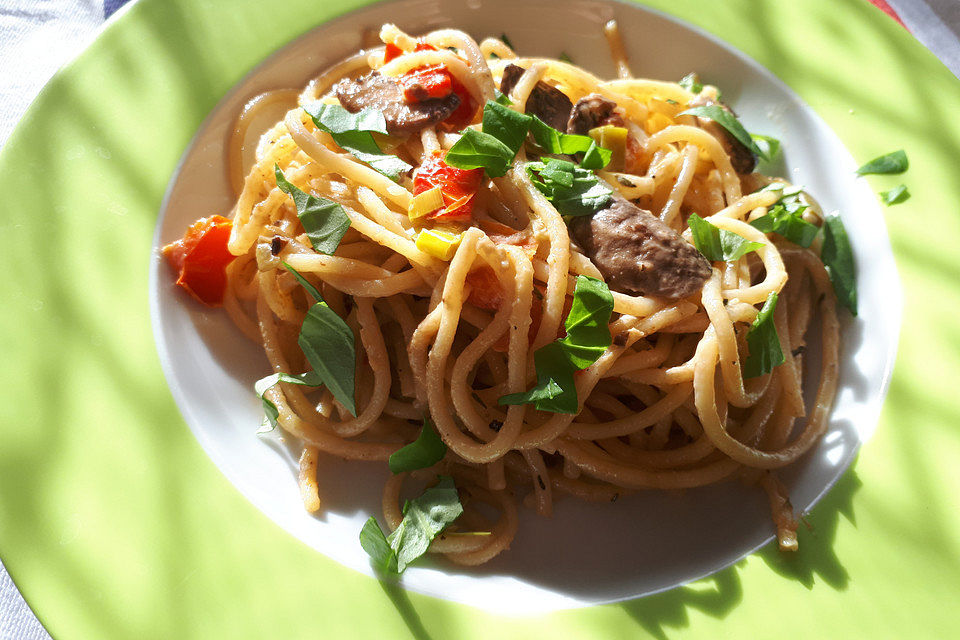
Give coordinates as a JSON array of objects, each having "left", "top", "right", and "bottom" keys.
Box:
[{"left": 0, "top": 0, "right": 957, "bottom": 637}]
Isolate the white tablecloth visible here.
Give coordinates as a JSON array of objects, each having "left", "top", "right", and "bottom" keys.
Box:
[{"left": 0, "top": 0, "right": 957, "bottom": 637}]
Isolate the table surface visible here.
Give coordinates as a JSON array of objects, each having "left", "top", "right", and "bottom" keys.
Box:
[{"left": 0, "top": 0, "right": 957, "bottom": 638}]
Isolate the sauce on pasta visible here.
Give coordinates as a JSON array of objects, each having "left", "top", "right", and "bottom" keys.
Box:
[{"left": 162, "top": 22, "right": 849, "bottom": 569}]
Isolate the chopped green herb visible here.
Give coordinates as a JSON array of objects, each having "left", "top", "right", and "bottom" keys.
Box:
[
  {"left": 742, "top": 292, "right": 785, "bottom": 378},
  {"left": 360, "top": 517, "right": 397, "bottom": 573},
  {"left": 856, "top": 149, "right": 908, "bottom": 175},
  {"left": 537, "top": 157, "right": 576, "bottom": 186},
  {"left": 360, "top": 476, "right": 463, "bottom": 573},
  {"left": 688, "top": 213, "right": 764, "bottom": 262},
  {"left": 499, "top": 276, "right": 613, "bottom": 414},
  {"left": 444, "top": 127, "right": 516, "bottom": 177},
  {"left": 679, "top": 72, "right": 703, "bottom": 94},
  {"left": 388, "top": 418, "right": 447, "bottom": 474},
  {"left": 679, "top": 105, "right": 765, "bottom": 159},
  {"left": 880, "top": 184, "right": 910, "bottom": 205},
  {"left": 255, "top": 371, "right": 323, "bottom": 432},
  {"left": 529, "top": 116, "right": 597, "bottom": 156},
  {"left": 821, "top": 211, "right": 858, "bottom": 315},
  {"left": 751, "top": 134, "right": 781, "bottom": 162},
  {"left": 283, "top": 262, "right": 358, "bottom": 415},
  {"left": 500, "top": 33, "right": 514, "bottom": 50},
  {"left": 579, "top": 140, "right": 612, "bottom": 170},
  {"left": 275, "top": 165, "right": 351, "bottom": 255},
  {"left": 750, "top": 184, "right": 819, "bottom": 248},
  {"left": 494, "top": 89, "right": 512, "bottom": 105},
  {"left": 303, "top": 103, "right": 412, "bottom": 181},
  {"left": 499, "top": 342, "right": 576, "bottom": 413},
  {"left": 526, "top": 158, "right": 613, "bottom": 217},
  {"left": 559, "top": 51, "right": 574, "bottom": 64},
  {"left": 283, "top": 260, "right": 324, "bottom": 302},
  {"left": 556, "top": 275, "right": 615, "bottom": 368},
  {"left": 482, "top": 99, "right": 532, "bottom": 154}
]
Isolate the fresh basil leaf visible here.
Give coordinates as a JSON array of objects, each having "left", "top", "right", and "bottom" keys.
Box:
[
  {"left": 743, "top": 292, "right": 784, "bottom": 378},
  {"left": 558, "top": 275, "right": 614, "bottom": 369},
  {"left": 388, "top": 476, "right": 463, "bottom": 572},
  {"left": 299, "top": 303, "right": 357, "bottom": 416},
  {"left": 498, "top": 375, "right": 565, "bottom": 408},
  {"left": 750, "top": 183, "right": 819, "bottom": 248},
  {"left": 282, "top": 261, "right": 324, "bottom": 302},
  {"left": 499, "top": 342, "right": 577, "bottom": 414},
  {"left": 254, "top": 370, "right": 324, "bottom": 432},
  {"left": 303, "top": 103, "right": 412, "bottom": 181},
  {"left": 880, "top": 183, "right": 910, "bottom": 205},
  {"left": 275, "top": 165, "right": 351, "bottom": 255},
  {"left": 500, "top": 33, "right": 514, "bottom": 50},
  {"left": 389, "top": 418, "right": 447, "bottom": 474},
  {"left": 751, "top": 211, "right": 819, "bottom": 248},
  {"left": 445, "top": 128, "right": 516, "bottom": 177},
  {"left": 579, "top": 140, "right": 612, "bottom": 170},
  {"left": 689, "top": 213, "right": 764, "bottom": 262},
  {"left": 307, "top": 102, "right": 388, "bottom": 134},
  {"left": 284, "top": 263, "right": 358, "bottom": 415},
  {"left": 526, "top": 160, "right": 613, "bottom": 217},
  {"left": 481, "top": 99, "right": 532, "bottom": 155},
  {"left": 559, "top": 51, "right": 574, "bottom": 64},
  {"left": 821, "top": 211, "right": 857, "bottom": 315},
  {"left": 751, "top": 134, "right": 780, "bottom": 162},
  {"left": 679, "top": 105, "right": 762, "bottom": 158},
  {"left": 856, "top": 149, "right": 908, "bottom": 175},
  {"left": 529, "top": 116, "right": 595, "bottom": 155},
  {"left": 359, "top": 517, "right": 398, "bottom": 573},
  {"left": 679, "top": 72, "right": 703, "bottom": 94},
  {"left": 499, "top": 276, "right": 614, "bottom": 414},
  {"left": 494, "top": 90, "right": 513, "bottom": 106},
  {"left": 537, "top": 158, "right": 576, "bottom": 187}
]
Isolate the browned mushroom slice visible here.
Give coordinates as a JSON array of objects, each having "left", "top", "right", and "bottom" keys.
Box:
[
  {"left": 567, "top": 94, "right": 624, "bottom": 134},
  {"left": 499, "top": 64, "right": 573, "bottom": 132},
  {"left": 568, "top": 197, "right": 711, "bottom": 299},
  {"left": 335, "top": 71, "right": 461, "bottom": 137}
]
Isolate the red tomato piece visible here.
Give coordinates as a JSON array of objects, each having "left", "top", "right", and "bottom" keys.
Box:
[
  {"left": 414, "top": 150, "right": 484, "bottom": 221},
  {"left": 442, "top": 72, "right": 477, "bottom": 131},
  {"left": 162, "top": 215, "right": 236, "bottom": 306},
  {"left": 465, "top": 266, "right": 504, "bottom": 312},
  {"left": 399, "top": 65, "right": 453, "bottom": 103},
  {"left": 399, "top": 41, "right": 478, "bottom": 129},
  {"left": 383, "top": 42, "right": 403, "bottom": 63},
  {"left": 479, "top": 219, "right": 539, "bottom": 258}
]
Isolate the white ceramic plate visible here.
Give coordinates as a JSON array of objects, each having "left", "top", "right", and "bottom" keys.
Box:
[{"left": 150, "top": 0, "right": 901, "bottom": 614}]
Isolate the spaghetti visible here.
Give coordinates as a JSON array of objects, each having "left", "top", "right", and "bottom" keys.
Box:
[{"left": 163, "top": 23, "right": 850, "bottom": 568}]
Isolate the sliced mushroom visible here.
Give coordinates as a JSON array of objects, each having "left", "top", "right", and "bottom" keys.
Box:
[
  {"left": 335, "top": 71, "right": 461, "bottom": 137},
  {"left": 567, "top": 94, "right": 624, "bottom": 135},
  {"left": 568, "top": 197, "right": 711, "bottom": 299},
  {"left": 499, "top": 64, "right": 573, "bottom": 131}
]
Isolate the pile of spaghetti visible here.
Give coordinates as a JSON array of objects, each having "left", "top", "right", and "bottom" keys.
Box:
[{"left": 163, "top": 22, "right": 854, "bottom": 572}]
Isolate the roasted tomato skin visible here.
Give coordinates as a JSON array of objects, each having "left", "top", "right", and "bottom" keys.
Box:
[
  {"left": 465, "top": 266, "right": 504, "bottom": 311},
  {"left": 162, "top": 215, "right": 235, "bottom": 306},
  {"left": 383, "top": 42, "right": 403, "bottom": 63},
  {"left": 413, "top": 150, "right": 484, "bottom": 221},
  {"left": 396, "top": 41, "right": 477, "bottom": 130},
  {"left": 399, "top": 65, "right": 454, "bottom": 102}
]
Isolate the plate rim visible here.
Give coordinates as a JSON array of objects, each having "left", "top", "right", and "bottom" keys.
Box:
[{"left": 1, "top": 0, "right": 954, "bottom": 637}]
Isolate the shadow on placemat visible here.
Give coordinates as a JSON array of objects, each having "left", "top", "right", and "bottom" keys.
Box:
[{"left": 620, "top": 466, "right": 861, "bottom": 639}]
